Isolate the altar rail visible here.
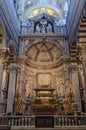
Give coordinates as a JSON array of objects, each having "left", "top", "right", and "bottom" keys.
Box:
[
  {"left": 54, "top": 115, "right": 86, "bottom": 126},
  {"left": 0, "top": 115, "right": 86, "bottom": 127}
]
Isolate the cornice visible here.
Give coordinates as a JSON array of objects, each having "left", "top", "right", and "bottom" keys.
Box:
[{"left": 19, "top": 34, "right": 68, "bottom": 39}]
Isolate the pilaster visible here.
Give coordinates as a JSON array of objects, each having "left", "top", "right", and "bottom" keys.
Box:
[
  {"left": 6, "top": 63, "right": 19, "bottom": 113},
  {"left": 0, "top": 49, "right": 9, "bottom": 113},
  {"left": 63, "top": 64, "right": 70, "bottom": 98},
  {"left": 0, "top": 58, "right": 4, "bottom": 99},
  {"left": 70, "top": 62, "right": 82, "bottom": 112},
  {"left": 51, "top": 72, "right": 56, "bottom": 92},
  {"left": 80, "top": 45, "right": 86, "bottom": 93},
  {"left": 0, "top": 49, "right": 7, "bottom": 99},
  {"left": 18, "top": 56, "right": 26, "bottom": 99}
]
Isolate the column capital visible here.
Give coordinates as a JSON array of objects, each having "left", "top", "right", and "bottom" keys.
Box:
[
  {"left": 8, "top": 63, "right": 20, "bottom": 73},
  {"left": 61, "top": 56, "right": 70, "bottom": 63},
  {"left": 0, "top": 48, "right": 7, "bottom": 58},
  {"left": 69, "top": 63, "right": 78, "bottom": 72}
]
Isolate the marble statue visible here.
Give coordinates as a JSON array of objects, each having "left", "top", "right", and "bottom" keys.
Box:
[
  {"left": 47, "top": 23, "right": 52, "bottom": 33},
  {"left": 35, "top": 24, "right": 41, "bottom": 33},
  {"left": 41, "top": 25, "right": 46, "bottom": 33}
]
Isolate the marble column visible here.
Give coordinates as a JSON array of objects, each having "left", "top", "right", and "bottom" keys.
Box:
[
  {"left": 80, "top": 45, "right": 86, "bottom": 111},
  {"left": 62, "top": 59, "right": 70, "bottom": 98},
  {"left": 0, "top": 67, "right": 7, "bottom": 99},
  {"left": 0, "top": 50, "right": 7, "bottom": 99},
  {"left": 0, "top": 58, "right": 5, "bottom": 99},
  {"left": 80, "top": 45, "right": 86, "bottom": 93},
  {"left": 19, "top": 39, "right": 25, "bottom": 56},
  {"left": 19, "top": 63, "right": 26, "bottom": 99},
  {"left": 0, "top": 61, "right": 8, "bottom": 113},
  {"left": 6, "top": 63, "right": 17, "bottom": 113},
  {"left": 70, "top": 63, "right": 82, "bottom": 112},
  {"left": 16, "top": 57, "right": 27, "bottom": 113}
]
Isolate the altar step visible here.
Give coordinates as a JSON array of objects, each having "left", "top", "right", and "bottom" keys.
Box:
[
  {"left": 0, "top": 115, "right": 86, "bottom": 130},
  {"left": 33, "top": 111, "right": 55, "bottom": 115},
  {"left": 11, "top": 126, "right": 86, "bottom": 130},
  {"left": 0, "top": 126, "right": 86, "bottom": 130}
]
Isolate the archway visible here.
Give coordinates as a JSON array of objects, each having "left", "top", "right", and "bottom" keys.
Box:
[{"left": 23, "top": 41, "right": 67, "bottom": 114}]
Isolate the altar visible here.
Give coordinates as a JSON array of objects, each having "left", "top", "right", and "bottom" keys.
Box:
[{"left": 32, "top": 86, "right": 57, "bottom": 115}]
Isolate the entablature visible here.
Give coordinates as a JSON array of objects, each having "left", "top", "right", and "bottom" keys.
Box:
[
  {"left": 19, "top": 34, "right": 68, "bottom": 39},
  {"left": 21, "top": 14, "right": 67, "bottom": 35}
]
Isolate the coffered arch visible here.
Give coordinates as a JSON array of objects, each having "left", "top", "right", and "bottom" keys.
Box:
[
  {"left": 25, "top": 40, "right": 66, "bottom": 70},
  {"left": 25, "top": 38, "right": 66, "bottom": 56}
]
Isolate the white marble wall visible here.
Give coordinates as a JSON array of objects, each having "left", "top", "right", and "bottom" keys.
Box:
[{"left": 71, "top": 63, "right": 82, "bottom": 112}]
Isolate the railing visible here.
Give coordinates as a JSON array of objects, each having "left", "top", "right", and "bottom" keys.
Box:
[
  {"left": 54, "top": 115, "right": 86, "bottom": 126},
  {"left": 54, "top": 26, "right": 67, "bottom": 35},
  {"left": 0, "top": 115, "right": 86, "bottom": 127},
  {"left": 8, "top": 116, "right": 35, "bottom": 127}
]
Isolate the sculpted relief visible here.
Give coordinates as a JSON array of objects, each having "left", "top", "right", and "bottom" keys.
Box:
[
  {"left": 35, "top": 17, "right": 53, "bottom": 34},
  {"left": 37, "top": 73, "right": 51, "bottom": 86}
]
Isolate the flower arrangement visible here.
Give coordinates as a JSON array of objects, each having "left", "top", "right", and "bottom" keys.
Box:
[
  {"left": 48, "top": 98, "right": 57, "bottom": 104},
  {"left": 33, "top": 98, "right": 42, "bottom": 104}
]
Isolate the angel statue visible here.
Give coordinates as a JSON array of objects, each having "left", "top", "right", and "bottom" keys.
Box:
[
  {"left": 35, "top": 24, "right": 41, "bottom": 33},
  {"left": 47, "top": 23, "right": 52, "bottom": 33}
]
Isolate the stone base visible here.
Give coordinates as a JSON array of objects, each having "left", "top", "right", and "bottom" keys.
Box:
[
  {"left": 35, "top": 116, "right": 54, "bottom": 128},
  {"left": 0, "top": 125, "right": 10, "bottom": 130},
  {"left": 11, "top": 126, "right": 86, "bottom": 130}
]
